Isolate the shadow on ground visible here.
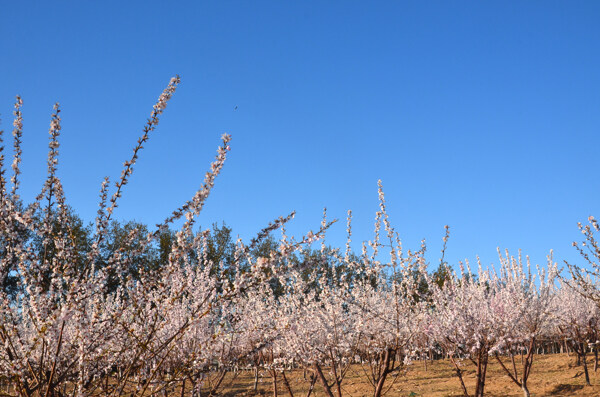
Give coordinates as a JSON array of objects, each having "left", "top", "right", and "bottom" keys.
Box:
[{"left": 549, "top": 383, "right": 585, "bottom": 395}]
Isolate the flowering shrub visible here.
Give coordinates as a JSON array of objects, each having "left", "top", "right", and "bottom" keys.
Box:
[{"left": 426, "top": 251, "right": 557, "bottom": 397}]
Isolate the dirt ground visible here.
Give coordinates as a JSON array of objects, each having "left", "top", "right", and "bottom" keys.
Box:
[{"left": 215, "top": 353, "right": 600, "bottom": 396}]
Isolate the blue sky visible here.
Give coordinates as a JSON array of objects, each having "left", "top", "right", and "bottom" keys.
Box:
[{"left": 1, "top": 1, "right": 599, "bottom": 271}]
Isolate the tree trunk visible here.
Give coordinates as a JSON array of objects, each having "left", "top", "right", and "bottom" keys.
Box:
[
  {"left": 313, "top": 364, "right": 335, "bottom": 397},
  {"left": 581, "top": 344, "right": 591, "bottom": 386},
  {"left": 449, "top": 355, "right": 470, "bottom": 397},
  {"left": 373, "top": 348, "right": 394, "bottom": 397},
  {"left": 271, "top": 370, "right": 278, "bottom": 397},
  {"left": 254, "top": 366, "right": 259, "bottom": 392},
  {"left": 281, "top": 371, "right": 294, "bottom": 397},
  {"left": 522, "top": 383, "right": 530, "bottom": 397},
  {"left": 209, "top": 370, "right": 227, "bottom": 395},
  {"left": 474, "top": 350, "right": 489, "bottom": 397},
  {"left": 304, "top": 371, "right": 317, "bottom": 397},
  {"left": 520, "top": 338, "right": 535, "bottom": 397}
]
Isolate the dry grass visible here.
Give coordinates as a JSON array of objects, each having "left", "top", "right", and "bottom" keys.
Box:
[{"left": 216, "top": 353, "right": 600, "bottom": 396}]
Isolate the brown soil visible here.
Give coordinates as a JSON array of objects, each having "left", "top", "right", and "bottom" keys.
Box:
[{"left": 216, "top": 353, "right": 600, "bottom": 396}]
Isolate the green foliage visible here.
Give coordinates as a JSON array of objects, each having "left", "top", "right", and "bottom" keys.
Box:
[
  {"left": 432, "top": 262, "right": 451, "bottom": 289},
  {"left": 30, "top": 205, "right": 92, "bottom": 293},
  {"left": 2, "top": 204, "right": 460, "bottom": 302}
]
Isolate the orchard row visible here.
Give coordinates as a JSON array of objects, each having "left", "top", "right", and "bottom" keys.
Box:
[{"left": 1, "top": 78, "right": 598, "bottom": 397}]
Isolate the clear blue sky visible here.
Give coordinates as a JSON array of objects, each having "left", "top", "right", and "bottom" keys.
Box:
[{"left": 1, "top": 1, "right": 598, "bottom": 271}]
